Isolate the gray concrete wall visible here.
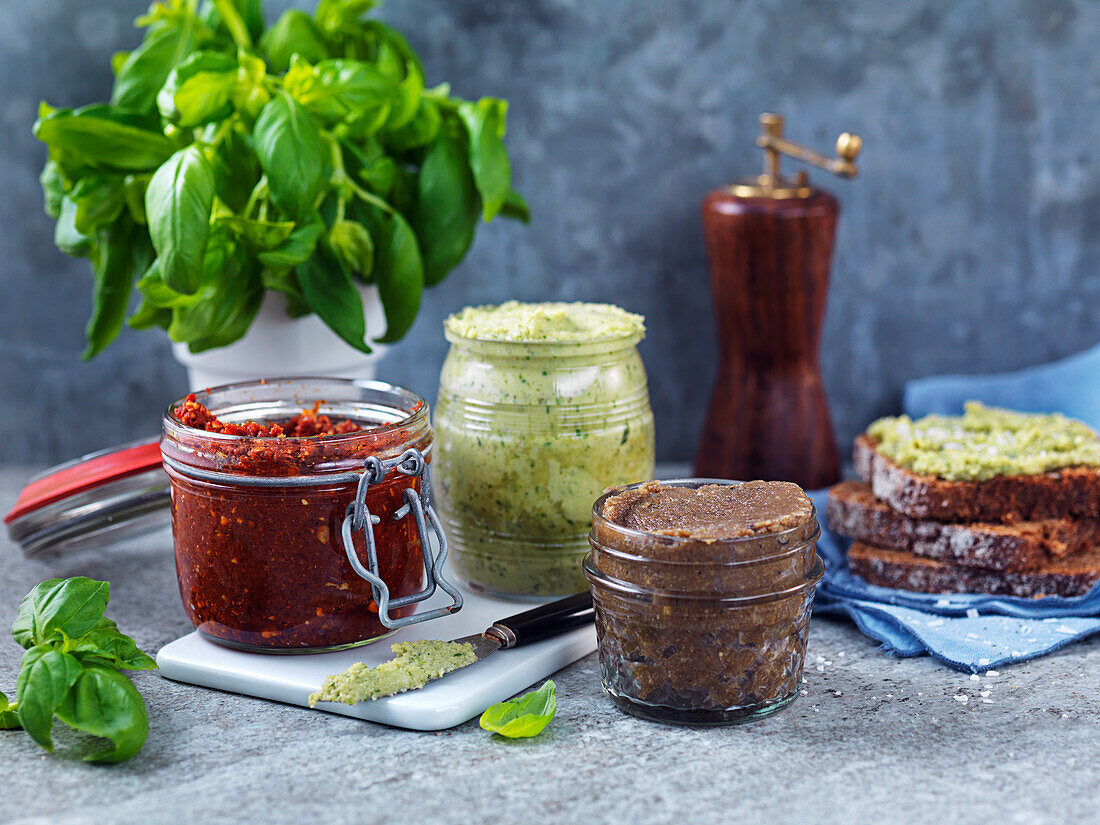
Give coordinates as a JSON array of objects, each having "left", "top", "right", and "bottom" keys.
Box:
[{"left": 2, "top": 0, "right": 1097, "bottom": 466}]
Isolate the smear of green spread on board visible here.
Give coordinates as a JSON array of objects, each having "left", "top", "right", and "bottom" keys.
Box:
[
  {"left": 308, "top": 640, "right": 479, "bottom": 706},
  {"left": 867, "top": 402, "right": 1100, "bottom": 481}
]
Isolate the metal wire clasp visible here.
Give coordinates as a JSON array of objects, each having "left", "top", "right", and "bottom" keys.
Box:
[{"left": 340, "top": 449, "right": 463, "bottom": 629}]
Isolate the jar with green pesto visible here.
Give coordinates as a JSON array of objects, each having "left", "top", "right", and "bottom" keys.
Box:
[{"left": 434, "top": 301, "right": 656, "bottom": 599}]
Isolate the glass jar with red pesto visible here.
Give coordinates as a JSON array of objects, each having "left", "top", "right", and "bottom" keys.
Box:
[{"left": 160, "top": 378, "right": 436, "bottom": 652}]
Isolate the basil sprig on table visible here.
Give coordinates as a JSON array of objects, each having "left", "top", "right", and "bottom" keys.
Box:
[
  {"left": 1, "top": 577, "right": 156, "bottom": 763},
  {"left": 35, "top": 0, "right": 528, "bottom": 359}
]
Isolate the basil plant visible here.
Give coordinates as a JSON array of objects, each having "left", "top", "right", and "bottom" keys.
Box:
[{"left": 34, "top": 0, "right": 528, "bottom": 358}]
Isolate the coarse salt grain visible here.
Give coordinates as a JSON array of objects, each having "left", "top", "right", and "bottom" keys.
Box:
[
  {"left": 954, "top": 694, "right": 969, "bottom": 703},
  {"left": 966, "top": 608, "right": 980, "bottom": 619},
  {"left": 985, "top": 670, "right": 999, "bottom": 677},
  {"left": 970, "top": 674, "right": 980, "bottom": 681},
  {"left": 978, "top": 658, "right": 990, "bottom": 666},
  {"left": 982, "top": 699, "right": 993, "bottom": 704}
]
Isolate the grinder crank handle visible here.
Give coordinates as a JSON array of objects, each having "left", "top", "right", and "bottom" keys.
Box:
[{"left": 484, "top": 591, "right": 594, "bottom": 649}]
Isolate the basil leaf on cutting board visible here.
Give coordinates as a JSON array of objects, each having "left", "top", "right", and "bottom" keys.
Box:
[{"left": 479, "top": 680, "right": 557, "bottom": 739}]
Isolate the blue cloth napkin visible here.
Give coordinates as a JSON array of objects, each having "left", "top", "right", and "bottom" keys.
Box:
[{"left": 812, "top": 340, "right": 1100, "bottom": 672}]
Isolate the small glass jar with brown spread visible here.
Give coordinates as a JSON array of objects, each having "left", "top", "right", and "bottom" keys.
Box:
[
  {"left": 584, "top": 479, "right": 824, "bottom": 725},
  {"left": 161, "top": 378, "right": 460, "bottom": 653}
]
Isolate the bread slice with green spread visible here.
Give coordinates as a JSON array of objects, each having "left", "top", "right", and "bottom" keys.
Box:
[
  {"left": 847, "top": 541, "right": 1100, "bottom": 598},
  {"left": 827, "top": 481, "right": 1100, "bottom": 572},
  {"left": 855, "top": 403, "right": 1100, "bottom": 523}
]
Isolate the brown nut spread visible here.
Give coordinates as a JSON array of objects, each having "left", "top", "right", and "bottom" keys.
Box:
[
  {"left": 602, "top": 479, "right": 814, "bottom": 539},
  {"left": 586, "top": 480, "right": 823, "bottom": 724}
]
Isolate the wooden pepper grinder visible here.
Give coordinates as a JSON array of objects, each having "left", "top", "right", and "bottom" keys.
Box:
[{"left": 694, "top": 113, "right": 861, "bottom": 489}]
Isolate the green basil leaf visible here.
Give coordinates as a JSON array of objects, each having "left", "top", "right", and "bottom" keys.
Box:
[
  {"left": 70, "top": 618, "right": 157, "bottom": 673},
  {"left": 217, "top": 214, "right": 296, "bottom": 249},
  {"left": 377, "top": 51, "right": 422, "bottom": 131},
  {"left": 112, "top": 19, "right": 199, "bottom": 113},
  {"left": 82, "top": 220, "right": 144, "bottom": 360},
  {"left": 296, "top": 240, "right": 370, "bottom": 352},
  {"left": 499, "top": 187, "right": 531, "bottom": 223},
  {"left": 355, "top": 200, "right": 423, "bottom": 343},
  {"left": 54, "top": 666, "right": 149, "bottom": 763},
  {"left": 210, "top": 125, "right": 261, "bottom": 214},
  {"left": 258, "top": 216, "right": 325, "bottom": 269},
  {"left": 168, "top": 225, "right": 237, "bottom": 340},
  {"left": 186, "top": 282, "right": 263, "bottom": 351},
  {"left": 34, "top": 109, "right": 176, "bottom": 172},
  {"left": 210, "top": 0, "right": 252, "bottom": 47},
  {"left": 0, "top": 689, "right": 21, "bottom": 730},
  {"left": 13, "top": 577, "right": 111, "bottom": 648},
  {"left": 458, "top": 98, "right": 512, "bottom": 221},
  {"left": 157, "top": 50, "right": 239, "bottom": 125},
  {"left": 383, "top": 98, "right": 440, "bottom": 153},
  {"left": 343, "top": 140, "right": 397, "bottom": 198},
  {"left": 315, "top": 0, "right": 379, "bottom": 36},
  {"left": 124, "top": 173, "right": 151, "bottom": 224},
  {"left": 166, "top": 225, "right": 264, "bottom": 352},
  {"left": 137, "top": 260, "right": 200, "bottom": 308},
  {"left": 229, "top": 51, "right": 272, "bottom": 118},
  {"left": 40, "top": 160, "right": 65, "bottom": 219},
  {"left": 479, "top": 680, "right": 556, "bottom": 739},
  {"left": 128, "top": 298, "right": 172, "bottom": 331},
  {"left": 254, "top": 94, "right": 329, "bottom": 220},
  {"left": 362, "top": 19, "right": 425, "bottom": 78},
  {"left": 328, "top": 219, "right": 374, "bottom": 279},
  {"left": 285, "top": 57, "right": 393, "bottom": 131},
  {"left": 414, "top": 135, "right": 478, "bottom": 286},
  {"left": 54, "top": 197, "right": 95, "bottom": 258},
  {"left": 71, "top": 175, "right": 126, "bottom": 236},
  {"left": 146, "top": 145, "right": 216, "bottom": 294},
  {"left": 260, "top": 9, "right": 330, "bottom": 73},
  {"left": 15, "top": 647, "right": 85, "bottom": 751}
]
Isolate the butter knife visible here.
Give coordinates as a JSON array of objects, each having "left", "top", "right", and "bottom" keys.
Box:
[{"left": 310, "top": 592, "right": 595, "bottom": 705}]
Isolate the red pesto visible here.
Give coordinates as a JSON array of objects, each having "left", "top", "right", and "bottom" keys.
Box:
[{"left": 165, "top": 397, "right": 426, "bottom": 650}]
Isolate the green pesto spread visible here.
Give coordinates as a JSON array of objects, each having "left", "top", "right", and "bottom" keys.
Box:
[
  {"left": 444, "top": 300, "right": 645, "bottom": 343},
  {"left": 867, "top": 401, "right": 1100, "bottom": 481},
  {"left": 435, "top": 301, "right": 655, "bottom": 597},
  {"left": 308, "top": 640, "right": 478, "bottom": 706}
]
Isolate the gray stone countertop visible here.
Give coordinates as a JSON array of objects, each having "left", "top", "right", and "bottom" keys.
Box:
[{"left": 1, "top": 465, "right": 1099, "bottom": 825}]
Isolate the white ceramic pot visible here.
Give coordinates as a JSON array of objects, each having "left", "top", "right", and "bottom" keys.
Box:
[{"left": 172, "top": 285, "right": 389, "bottom": 390}]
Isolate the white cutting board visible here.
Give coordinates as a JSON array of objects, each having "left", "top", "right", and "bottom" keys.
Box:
[{"left": 156, "top": 579, "right": 596, "bottom": 731}]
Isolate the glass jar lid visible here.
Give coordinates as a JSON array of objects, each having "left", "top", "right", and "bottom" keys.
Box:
[{"left": 4, "top": 439, "right": 169, "bottom": 558}]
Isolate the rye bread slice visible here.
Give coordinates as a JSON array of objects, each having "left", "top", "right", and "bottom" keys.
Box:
[
  {"left": 847, "top": 541, "right": 1100, "bottom": 598},
  {"left": 827, "top": 481, "right": 1100, "bottom": 572},
  {"left": 854, "top": 435, "right": 1100, "bottom": 522}
]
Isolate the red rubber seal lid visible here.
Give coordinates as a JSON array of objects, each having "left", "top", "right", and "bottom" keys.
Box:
[{"left": 4, "top": 439, "right": 163, "bottom": 524}]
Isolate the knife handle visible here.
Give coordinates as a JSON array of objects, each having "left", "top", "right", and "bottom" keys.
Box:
[{"left": 486, "top": 591, "right": 594, "bottom": 649}]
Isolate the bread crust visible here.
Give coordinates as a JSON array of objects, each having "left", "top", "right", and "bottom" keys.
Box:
[
  {"left": 847, "top": 541, "right": 1100, "bottom": 598},
  {"left": 827, "top": 481, "right": 1100, "bottom": 572},
  {"left": 854, "top": 435, "right": 1100, "bottom": 522}
]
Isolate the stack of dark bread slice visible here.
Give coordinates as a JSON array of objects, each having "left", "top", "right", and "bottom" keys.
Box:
[{"left": 827, "top": 433, "right": 1100, "bottom": 597}]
